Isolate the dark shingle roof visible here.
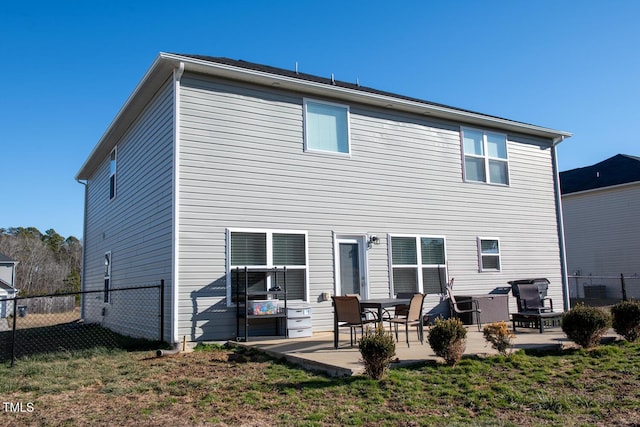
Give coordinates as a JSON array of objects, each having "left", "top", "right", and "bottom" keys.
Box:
[
  {"left": 174, "top": 54, "right": 536, "bottom": 127},
  {"left": 560, "top": 154, "right": 640, "bottom": 194},
  {"left": 0, "top": 253, "right": 16, "bottom": 263}
]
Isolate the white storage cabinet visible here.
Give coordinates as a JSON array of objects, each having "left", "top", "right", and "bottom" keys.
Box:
[{"left": 287, "top": 306, "right": 312, "bottom": 338}]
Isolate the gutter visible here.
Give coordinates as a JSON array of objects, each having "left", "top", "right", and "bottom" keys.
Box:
[
  {"left": 551, "top": 136, "right": 571, "bottom": 311},
  {"left": 562, "top": 180, "right": 640, "bottom": 198}
]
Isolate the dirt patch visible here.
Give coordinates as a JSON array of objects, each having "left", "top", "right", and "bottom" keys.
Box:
[{"left": 12, "top": 307, "right": 81, "bottom": 329}]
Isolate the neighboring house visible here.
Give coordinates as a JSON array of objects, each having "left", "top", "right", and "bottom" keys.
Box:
[
  {"left": 560, "top": 154, "right": 640, "bottom": 299},
  {"left": 0, "top": 253, "right": 18, "bottom": 318},
  {"left": 75, "top": 53, "right": 572, "bottom": 344}
]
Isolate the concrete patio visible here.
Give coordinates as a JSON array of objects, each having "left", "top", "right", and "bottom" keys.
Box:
[{"left": 231, "top": 326, "right": 620, "bottom": 377}]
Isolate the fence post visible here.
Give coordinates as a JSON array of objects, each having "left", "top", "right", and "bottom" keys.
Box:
[
  {"left": 10, "top": 297, "right": 18, "bottom": 367},
  {"left": 621, "top": 274, "right": 628, "bottom": 302},
  {"left": 160, "top": 279, "right": 165, "bottom": 342}
]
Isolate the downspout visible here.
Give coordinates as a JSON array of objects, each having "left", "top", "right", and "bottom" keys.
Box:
[
  {"left": 171, "top": 62, "right": 185, "bottom": 345},
  {"left": 551, "top": 137, "right": 570, "bottom": 311},
  {"left": 76, "top": 178, "right": 88, "bottom": 319},
  {"left": 10, "top": 261, "right": 18, "bottom": 293}
]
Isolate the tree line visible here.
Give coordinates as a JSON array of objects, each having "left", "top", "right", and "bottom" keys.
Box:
[{"left": 0, "top": 227, "right": 82, "bottom": 296}]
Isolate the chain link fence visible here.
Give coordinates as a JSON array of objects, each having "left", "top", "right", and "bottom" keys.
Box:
[
  {"left": 0, "top": 282, "right": 165, "bottom": 366},
  {"left": 569, "top": 274, "right": 640, "bottom": 307}
]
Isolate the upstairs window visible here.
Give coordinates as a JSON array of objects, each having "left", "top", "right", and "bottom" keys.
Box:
[
  {"left": 462, "top": 128, "right": 509, "bottom": 185},
  {"left": 304, "top": 99, "right": 350, "bottom": 155},
  {"left": 109, "top": 147, "right": 117, "bottom": 199},
  {"left": 389, "top": 235, "right": 447, "bottom": 295},
  {"left": 478, "top": 238, "right": 501, "bottom": 271}
]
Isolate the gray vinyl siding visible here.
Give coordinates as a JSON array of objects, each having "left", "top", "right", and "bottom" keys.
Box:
[
  {"left": 563, "top": 183, "right": 640, "bottom": 279},
  {"left": 0, "top": 265, "right": 14, "bottom": 287},
  {"left": 82, "top": 79, "right": 174, "bottom": 341},
  {"left": 177, "top": 72, "right": 563, "bottom": 341}
]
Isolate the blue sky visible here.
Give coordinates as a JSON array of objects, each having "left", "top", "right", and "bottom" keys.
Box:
[{"left": 2, "top": 1, "right": 639, "bottom": 239}]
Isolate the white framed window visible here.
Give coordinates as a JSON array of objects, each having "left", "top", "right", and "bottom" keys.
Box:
[
  {"left": 462, "top": 127, "right": 509, "bottom": 185},
  {"left": 226, "top": 229, "right": 308, "bottom": 305},
  {"left": 389, "top": 235, "right": 447, "bottom": 295},
  {"left": 478, "top": 238, "right": 501, "bottom": 271},
  {"left": 303, "top": 99, "right": 350, "bottom": 155},
  {"left": 104, "top": 251, "right": 112, "bottom": 303},
  {"left": 109, "top": 147, "right": 117, "bottom": 199}
]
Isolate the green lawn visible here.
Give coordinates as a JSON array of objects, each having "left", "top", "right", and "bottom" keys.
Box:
[{"left": 0, "top": 341, "right": 639, "bottom": 426}]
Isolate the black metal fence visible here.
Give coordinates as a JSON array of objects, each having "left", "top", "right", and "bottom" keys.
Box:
[
  {"left": 569, "top": 274, "right": 640, "bottom": 306},
  {"left": 0, "top": 282, "right": 165, "bottom": 366}
]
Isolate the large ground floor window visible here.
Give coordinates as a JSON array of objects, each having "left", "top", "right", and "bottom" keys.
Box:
[
  {"left": 389, "top": 235, "right": 447, "bottom": 295},
  {"left": 226, "top": 229, "right": 308, "bottom": 305}
]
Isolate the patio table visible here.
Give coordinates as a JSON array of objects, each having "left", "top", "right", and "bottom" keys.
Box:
[
  {"left": 332, "top": 297, "right": 411, "bottom": 348},
  {"left": 359, "top": 298, "right": 411, "bottom": 323},
  {"left": 511, "top": 311, "right": 563, "bottom": 333}
]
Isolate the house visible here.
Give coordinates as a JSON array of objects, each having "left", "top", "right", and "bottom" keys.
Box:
[
  {"left": 0, "top": 253, "right": 18, "bottom": 318},
  {"left": 560, "top": 154, "right": 640, "bottom": 300},
  {"left": 75, "top": 53, "right": 572, "bottom": 344}
]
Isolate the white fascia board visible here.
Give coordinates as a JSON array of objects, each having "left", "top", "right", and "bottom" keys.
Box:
[{"left": 561, "top": 180, "right": 640, "bottom": 198}]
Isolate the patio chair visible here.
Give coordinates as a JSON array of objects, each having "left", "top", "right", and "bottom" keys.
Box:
[
  {"left": 386, "top": 293, "right": 426, "bottom": 347},
  {"left": 332, "top": 296, "right": 377, "bottom": 348},
  {"left": 511, "top": 283, "right": 561, "bottom": 333},
  {"left": 516, "top": 283, "right": 554, "bottom": 313},
  {"left": 392, "top": 292, "right": 414, "bottom": 318},
  {"left": 345, "top": 293, "right": 378, "bottom": 322},
  {"left": 446, "top": 281, "right": 482, "bottom": 331}
]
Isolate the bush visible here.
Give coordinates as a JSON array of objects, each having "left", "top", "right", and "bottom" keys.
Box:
[
  {"left": 611, "top": 300, "right": 640, "bottom": 342},
  {"left": 358, "top": 325, "right": 396, "bottom": 379},
  {"left": 561, "top": 304, "right": 611, "bottom": 348},
  {"left": 428, "top": 317, "right": 467, "bottom": 366},
  {"left": 483, "top": 321, "right": 515, "bottom": 356}
]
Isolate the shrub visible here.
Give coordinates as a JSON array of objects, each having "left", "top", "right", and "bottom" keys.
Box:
[
  {"left": 428, "top": 317, "right": 467, "bottom": 365},
  {"left": 611, "top": 300, "right": 640, "bottom": 342},
  {"left": 483, "top": 321, "right": 515, "bottom": 356},
  {"left": 358, "top": 325, "right": 396, "bottom": 379},
  {"left": 561, "top": 304, "right": 611, "bottom": 348}
]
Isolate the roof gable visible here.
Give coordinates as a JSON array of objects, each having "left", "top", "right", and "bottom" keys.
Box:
[{"left": 560, "top": 154, "right": 640, "bottom": 194}]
